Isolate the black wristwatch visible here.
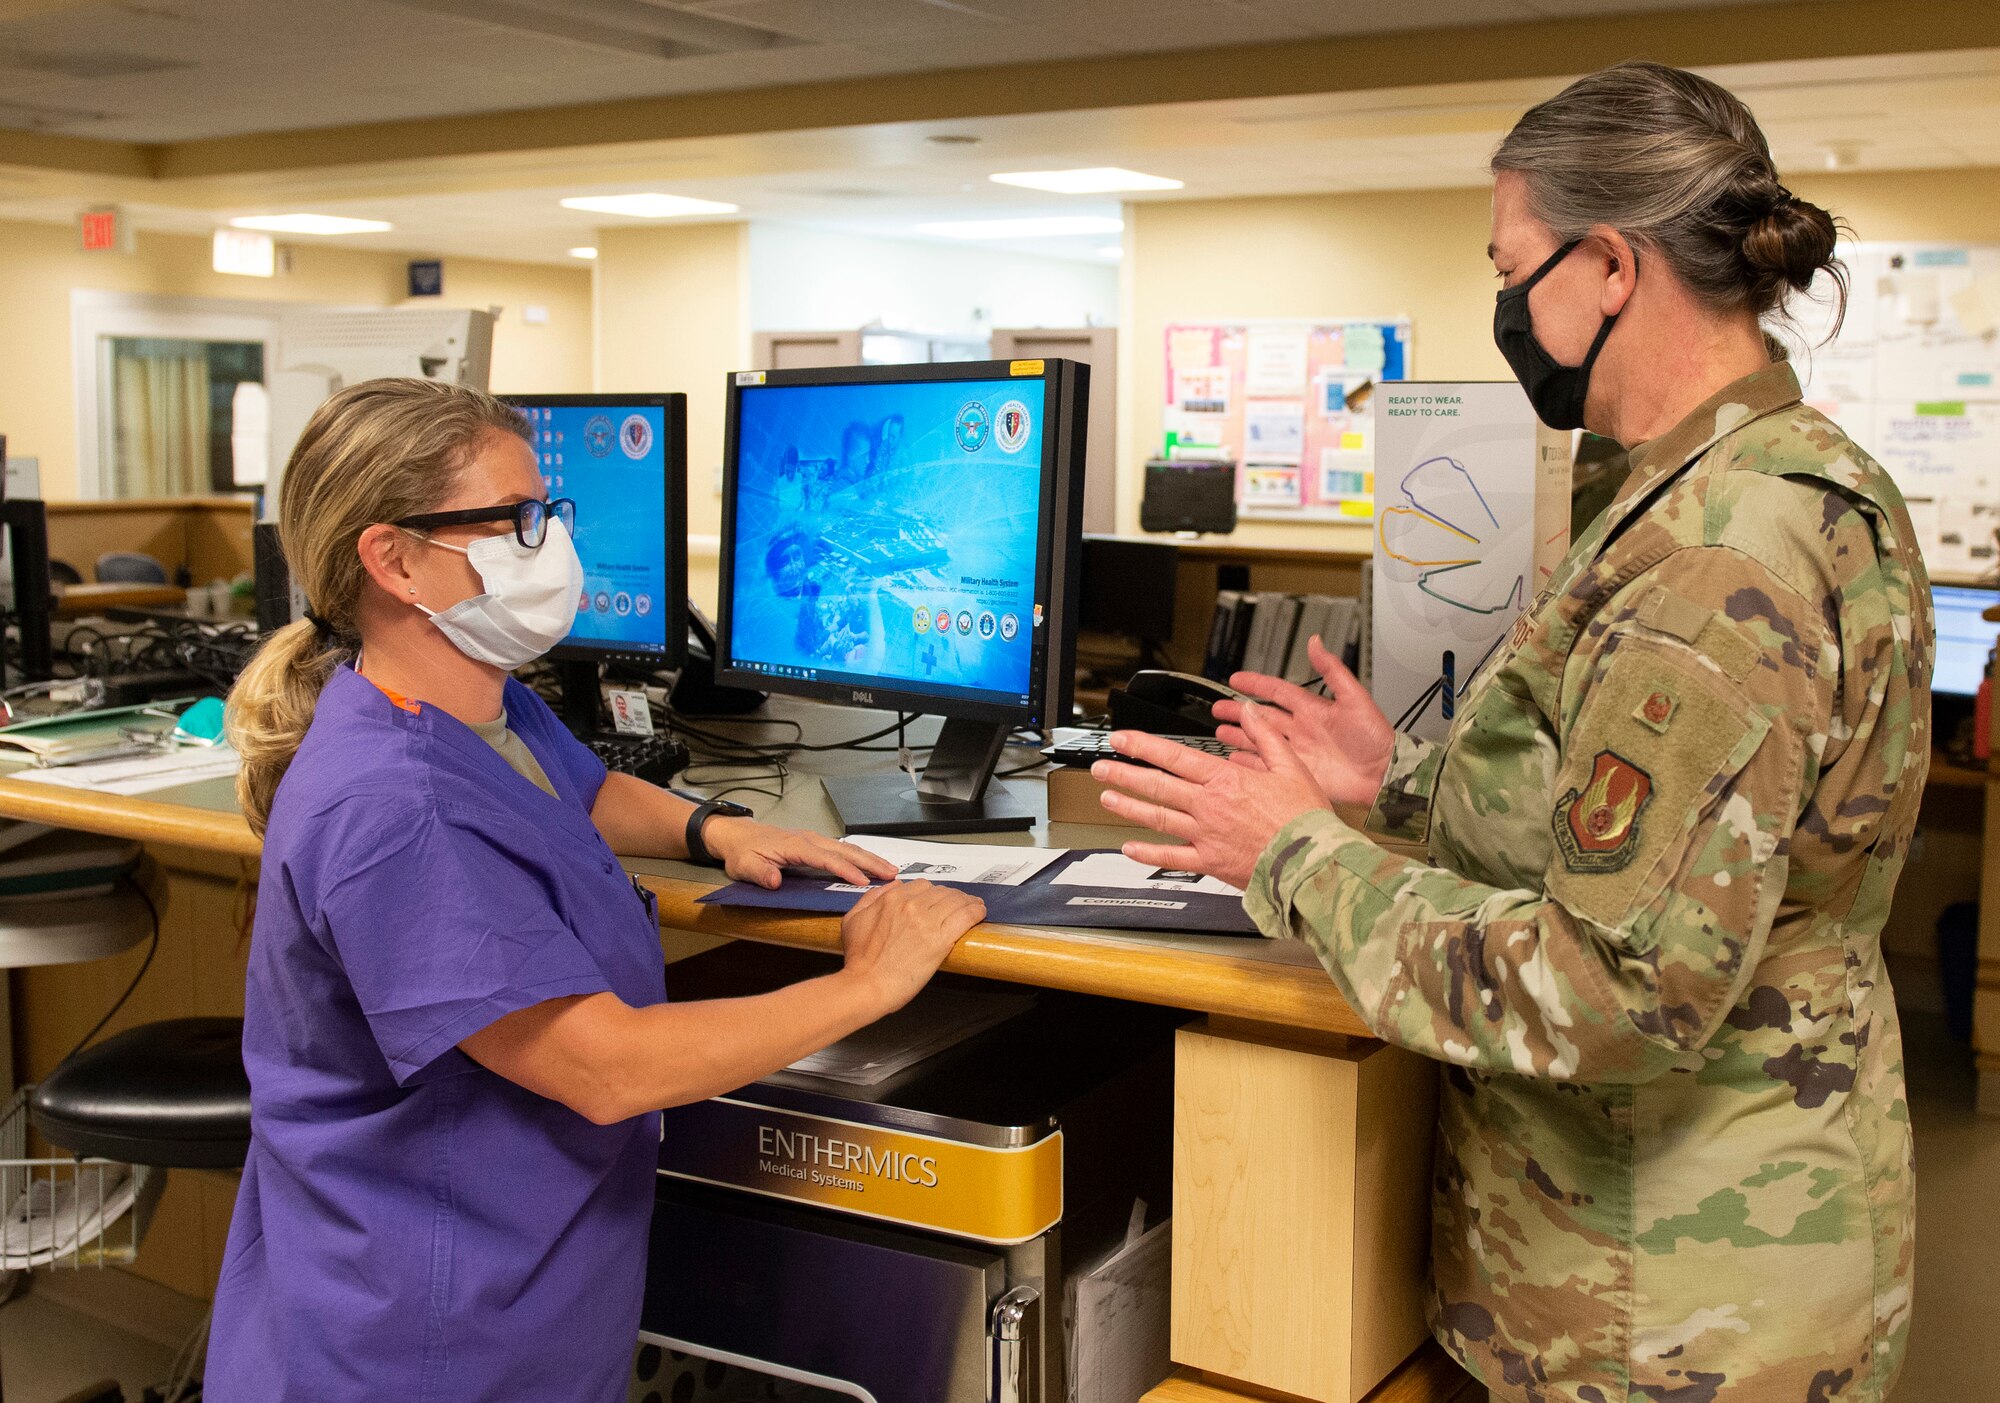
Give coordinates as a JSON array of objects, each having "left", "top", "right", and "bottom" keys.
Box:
[{"left": 678, "top": 794, "right": 753, "bottom": 867}]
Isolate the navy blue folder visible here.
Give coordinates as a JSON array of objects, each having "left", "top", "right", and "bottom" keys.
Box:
[{"left": 696, "top": 848, "right": 1260, "bottom": 936}]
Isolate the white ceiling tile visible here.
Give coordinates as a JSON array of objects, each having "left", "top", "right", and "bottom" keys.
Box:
[
  {"left": 1244, "top": 0, "right": 1538, "bottom": 36},
  {"left": 964, "top": 0, "right": 1314, "bottom": 48},
  {"left": 673, "top": 0, "right": 1009, "bottom": 45},
  {"left": 1518, "top": 0, "right": 1790, "bottom": 11}
]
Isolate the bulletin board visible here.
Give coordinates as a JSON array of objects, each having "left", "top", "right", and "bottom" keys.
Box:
[
  {"left": 1162, "top": 318, "right": 1412, "bottom": 521},
  {"left": 1787, "top": 242, "right": 2000, "bottom": 580}
]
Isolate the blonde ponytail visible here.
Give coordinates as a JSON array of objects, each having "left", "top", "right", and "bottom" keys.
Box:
[
  {"left": 228, "top": 619, "right": 346, "bottom": 834},
  {"left": 226, "top": 378, "right": 530, "bottom": 834}
]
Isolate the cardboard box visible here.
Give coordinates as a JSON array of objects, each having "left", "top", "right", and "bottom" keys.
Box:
[{"left": 1372, "top": 382, "right": 1570, "bottom": 741}]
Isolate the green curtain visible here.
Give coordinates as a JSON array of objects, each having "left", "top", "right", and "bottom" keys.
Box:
[{"left": 110, "top": 338, "right": 211, "bottom": 498}]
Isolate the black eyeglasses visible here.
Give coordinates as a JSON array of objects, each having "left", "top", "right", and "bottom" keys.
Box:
[{"left": 393, "top": 498, "right": 576, "bottom": 549}]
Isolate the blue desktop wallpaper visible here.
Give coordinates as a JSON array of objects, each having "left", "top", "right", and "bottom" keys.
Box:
[
  {"left": 521, "top": 402, "right": 670, "bottom": 655},
  {"left": 727, "top": 377, "right": 1048, "bottom": 703}
]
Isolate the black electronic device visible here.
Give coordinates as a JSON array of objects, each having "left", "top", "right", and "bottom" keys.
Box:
[
  {"left": 1078, "top": 534, "right": 1178, "bottom": 666},
  {"left": 1042, "top": 729, "right": 1238, "bottom": 769},
  {"left": 670, "top": 602, "right": 766, "bottom": 717},
  {"left": 501, "top": 393, "right": 689, "bottom": 738},
  {"left": 585, "top": 731, "right": 690, "bottom": 787},
  {"left": 97, "top": 669, "right": 209, "bottom": 707},
  {"left": 253, "top": 521, "right": 295, "bottom": 636},
  {"left": 1107, "top": 669, "right": 1245, "bottom": 738},
  {"left": 1140, "top": 457, "right": 1237, "bottom": 535},
  {"left": 715, "top": 358, "right": 1088, "bottom": 836},
  {"left": 3, "top": 495, "right": 54, "bottom": 686}
]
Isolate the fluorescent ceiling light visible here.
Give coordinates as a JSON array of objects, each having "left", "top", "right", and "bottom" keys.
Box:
[
  {"left": 568, "top": 246, "right": 599, "bottom": 260},
  {"left": 230, "top": 214, "right": 391, "bottom": 235},
  {"left": 1098, "top": 245, "right": 1124, "bottom": 260},
  {"left": 559, "top": 193, "right": 738, "bottom": 218},
  {"left": 989, "top": 167, "right": 1182, "bottom": 194},
  {"left": 917, "top": 216, "right": 1125, "bottom": 240}
]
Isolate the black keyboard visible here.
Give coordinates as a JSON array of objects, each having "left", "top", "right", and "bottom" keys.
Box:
[
  {"left": 585, "top": 732, "right": 691, "bottom": 786},
  {"left": 1043, "top": 730, "right": 1238, "bottom": 769}
]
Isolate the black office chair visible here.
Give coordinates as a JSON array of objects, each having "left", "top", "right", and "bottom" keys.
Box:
[
  {"left": 30, "top": 1018, "right": 251, "bottom": 1169},
  {"left": 48, "top": 558, "right": 83, "bottom": 587},
  {"left": 20, "top": 1021, "right": 247, "bottom": 1402},
  {"left": 93, "top": 552, "right": 170, "bottom": 586}
]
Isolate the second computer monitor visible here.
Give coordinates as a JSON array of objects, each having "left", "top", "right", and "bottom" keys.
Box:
[
  {"left": 716, "top": 360, "right": 1088, "bottom": 834},
  {"left": 504, "top": 394, "right": 688, "bottom": 671},
  {"left": 504, "top": 393, "right": 687, "bottom": 735}
]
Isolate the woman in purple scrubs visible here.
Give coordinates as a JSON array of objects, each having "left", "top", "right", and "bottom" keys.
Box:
[{"left": 208, "top": 379, "right": 984, "bottom": 1402}]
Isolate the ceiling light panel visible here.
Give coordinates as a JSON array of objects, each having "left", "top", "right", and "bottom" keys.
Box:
[
  {"left": 559, "top": 193, "right": 739, "bottom": 217},
  {"left": 917, "top": 215, "right": 1125, "bottom": 239},
  {"left": 229, "top": 214, "right": 393, "bottom": 235},
  {"left": 988, "top": 167, "right": 1183, "bottom": 194}
]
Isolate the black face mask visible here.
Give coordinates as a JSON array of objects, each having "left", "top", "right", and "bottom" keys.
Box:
[{"left": 1493, "top": 238, "right": 1628, "bottom": 432}]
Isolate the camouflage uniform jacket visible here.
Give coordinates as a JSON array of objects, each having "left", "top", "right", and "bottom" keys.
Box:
[{"left": 1246, "top": 364, "right": 1930, "bottom": 1403}]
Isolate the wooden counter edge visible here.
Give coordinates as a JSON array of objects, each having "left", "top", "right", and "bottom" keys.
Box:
[
  {"left": 1145, "top": 1342, "right": 1479, "bottom": 1403},
  {"left": 640, "top": 873, "right": 1369, "bottom": 1034},
  {"left": 0, "top": 778, "right": 1370, "bottom": 1035},
  {"left": 0, "top": 777, "right": 263, "bottom": 859}
]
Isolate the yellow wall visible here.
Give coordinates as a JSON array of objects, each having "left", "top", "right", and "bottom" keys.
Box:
[
  {"left": 593, "top": 220, "right": 749, "bottom": 611},
  {"left": 0, "top": 217, "right": 590, "bottom": 500},
  {"left": 1120, "top": 186, "right": 1507, "bottom": 554},
  {"left": 399, "top": 256, "right": 592, "bottom": 399},
  {"left": 1788, "top": 168, "right": 2000, "bottom": 244},
  {"left": 1118, "top": 167, "right": 2000, "bottom": 550}
]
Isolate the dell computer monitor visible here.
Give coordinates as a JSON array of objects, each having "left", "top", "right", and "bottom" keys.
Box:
[
  {"left": 504, "top": 393, "right": 688, "bottom": 732},
  {"left": 716, "top": 359, "right": 1088, "bottom": 834}
]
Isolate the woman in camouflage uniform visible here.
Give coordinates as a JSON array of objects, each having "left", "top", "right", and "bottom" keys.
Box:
[{"left": 1095, "top": 62, "right": 1929, "bottom": 1403}]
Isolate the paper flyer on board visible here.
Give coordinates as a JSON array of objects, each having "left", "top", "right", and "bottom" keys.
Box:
[{"left": 1161, "top": 318, "right": 1410, "bottom": 521}]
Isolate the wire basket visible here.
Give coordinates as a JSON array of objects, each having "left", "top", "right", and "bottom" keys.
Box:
[{"left": 0, "top": 1086, "right": 163, "bottom": 1271}]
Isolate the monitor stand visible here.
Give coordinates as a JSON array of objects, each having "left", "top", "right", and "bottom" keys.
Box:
[
  {"left": 822, "top": 716, "right": 1034, "bottom": 837},
  {"left": 555, "top": 658, "right": 605, "bottom": 735}
]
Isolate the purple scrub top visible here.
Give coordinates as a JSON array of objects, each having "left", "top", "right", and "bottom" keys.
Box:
[{"left": 208, "top": 666, "right": 666, "bottom": 1403}]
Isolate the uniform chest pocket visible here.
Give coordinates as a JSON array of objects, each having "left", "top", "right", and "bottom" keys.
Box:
[{"left": 1545, "top": 637, "right": 1771, "bottom": 939}]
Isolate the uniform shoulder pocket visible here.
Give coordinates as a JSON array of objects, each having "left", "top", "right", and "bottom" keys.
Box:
[{"left": 1546, "top": 636, "right": 1770, "bottom": 936}]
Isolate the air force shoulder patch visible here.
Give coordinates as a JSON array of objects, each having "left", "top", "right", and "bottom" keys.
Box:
[{"left": 1553, "top": 749, "right": 1653, "bottom": 873}]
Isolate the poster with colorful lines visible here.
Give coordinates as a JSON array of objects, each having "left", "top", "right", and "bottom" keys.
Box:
[{"left": 1371, "top": 382, "right": 1571, "bottom": 742}]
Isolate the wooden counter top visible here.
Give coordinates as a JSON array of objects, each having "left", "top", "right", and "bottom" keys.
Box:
[{"left": 0, "top": 763, "right": 1367, "bottom": 1036}]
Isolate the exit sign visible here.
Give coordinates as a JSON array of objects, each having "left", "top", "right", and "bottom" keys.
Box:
[{"left": 78, "top": 206, "right": 132, "bottom": 253}]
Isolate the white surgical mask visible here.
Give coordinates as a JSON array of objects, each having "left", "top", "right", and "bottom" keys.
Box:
[{"left": 415, "top": 517, "right": 584, "bottom": 670}]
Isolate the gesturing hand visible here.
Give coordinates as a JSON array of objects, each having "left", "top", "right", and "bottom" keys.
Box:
[
  {"left": 1093, "top": 702, "right": 1328, "bottom": 891},
  {"left": 1211, "top": 636, "right": 1395, "bottom": 807},
  {"left": 704, "top": 819, "right": 899, "bottom": 891}
]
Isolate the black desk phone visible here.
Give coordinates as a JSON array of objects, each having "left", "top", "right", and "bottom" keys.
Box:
[{"left": 1108, "top": 670, "right": 1247, "bottom": 737}]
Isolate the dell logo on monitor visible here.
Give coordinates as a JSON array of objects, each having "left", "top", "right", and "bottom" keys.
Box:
[{"left": 850, "top": 689, "right": 874, "bottom": 705}]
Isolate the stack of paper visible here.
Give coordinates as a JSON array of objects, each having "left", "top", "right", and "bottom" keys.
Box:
[
  {"left": 1069, "top": 1205, "right": 1174, "bottom": 1403},
  {"left": 10, "top": 746, "right": 241, "bottom": 796}
]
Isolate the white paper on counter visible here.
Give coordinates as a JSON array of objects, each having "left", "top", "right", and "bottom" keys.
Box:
[
  {"left": 841, "top": 835, "right": 1066, "bottom": 888},
  {"left": 1051, "top": 851, "right": 1243, "bottom": 898},
  {"left": 11, "top": 746, "right": 241, "bottom": 796}
]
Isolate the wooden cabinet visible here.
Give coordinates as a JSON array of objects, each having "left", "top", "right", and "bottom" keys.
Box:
[{"left": 1171, "top": 1020, "right": 1436, "bottom": 1403}]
